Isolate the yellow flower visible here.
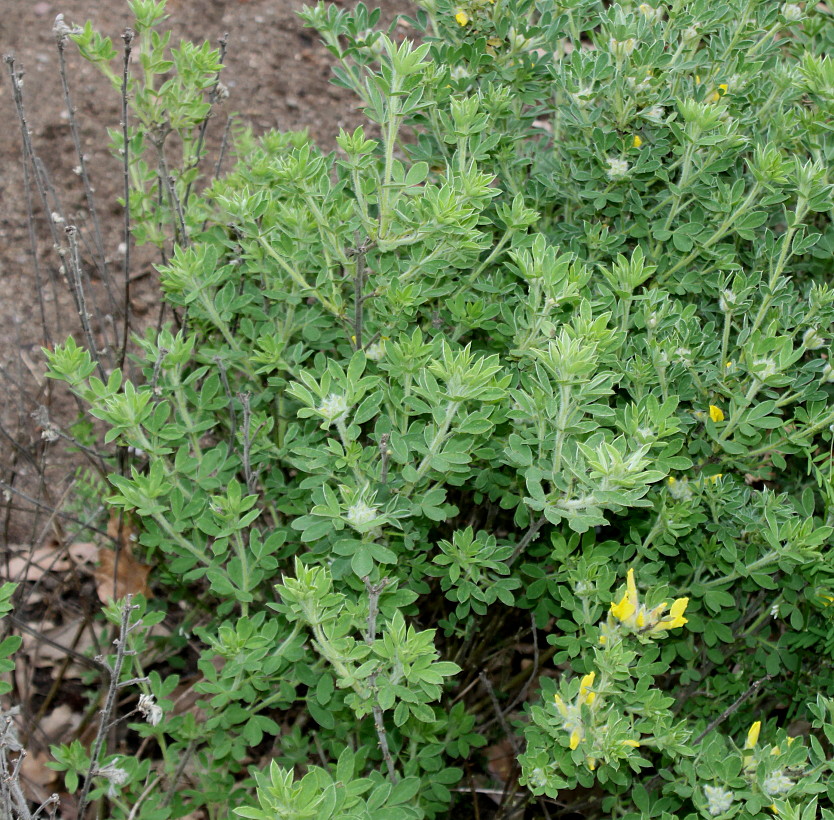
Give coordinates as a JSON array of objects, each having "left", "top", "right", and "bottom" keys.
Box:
[
  {"left": 611, "top": 591, "right": 637, "bottom": 622},
  {"left": 622, "top": 739, "right": 641, "bottom": 748},
  {"left": 586, "top": 756, "right": 596, "bottom": 770},
  {"left": 455, "top": 10, "right": 469, "bottom": 25},
  {"left": 707, "top": 473, "right": 723, "bottom": 483},
  {"left": 579, "top": 672, "right": 596, "bottom": 705},
  {"left": 653, "top": 597, "right": 689, "bottom": 631},
  {"left": 554, "top": 692, "right": 568, "bottom": 717},
  {"left": 745, "top": 720, "right": 761, "bottom": 749},
  {"left": 709, "top": 405, "right": 725, "bottom": 422},
  {"left": 711, "top": 83, "right": 729, "bottom": 102},
  {"left": 632, "top": 134, "right": 643, "bottom": 148},
  {"left": 569, "top": 729, "right": 582, "bottom": 750}
]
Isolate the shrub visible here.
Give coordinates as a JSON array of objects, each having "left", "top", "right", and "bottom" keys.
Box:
[{"left": 12, "top": 0, "right": 834, "bottom": 817}]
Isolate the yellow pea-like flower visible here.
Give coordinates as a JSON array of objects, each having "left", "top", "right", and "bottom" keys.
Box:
[
  {"left": 579, "top": 671, "right": 596, "bottom": 705},
  {"left": 709, "top": 405, "right": 725, "bottom": 422},
  {"left": 745, "top": 720, "right": 762, "bottom": 749},
  {"left": 455, "top": 10, "right": 469, "bottom": 26},
  {"left": 711, "top": 83, "right": 729, "bottom": 102},
  {"left": 633, "top": 134, "right": 643, "bottom": 148}
]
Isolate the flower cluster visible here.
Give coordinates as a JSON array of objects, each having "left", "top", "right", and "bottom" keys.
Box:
[
  {"left": 553, "top": 671, "right": 596, "bottom": 751},
  {"left": 601, "top": 568, "right": 688, "bottom": 643}
]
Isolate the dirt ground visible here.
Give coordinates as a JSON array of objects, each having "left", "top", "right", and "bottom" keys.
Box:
[{"left": 0, "top": 0, "right": 411, "bottom": 544}]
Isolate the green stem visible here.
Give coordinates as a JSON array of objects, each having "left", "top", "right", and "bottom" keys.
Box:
[
  {"left": 232, "top": 530, "right": 251, "bottom": 617},
  {"left": 462, "top": 228, "right": 513, "bottom": 290},
  {"left": 379, "top": 79, "right": 403, "bottom": 239},
  {"left": 720, "top": 309, "right": 733, "bottom": 372},
  {"left": 717, "top": 378, "right": 761, "bottom": 442},
  {"left": 552, "top": 384, "right": 572, "bottom": 476},
  {"left": 749, "top": 201, "right": 807, "bottom": 336},
  {"left": 404, "top": 400, "right": 460, "bottom": 491},
  {"left": 257, "top": 234, "right": 342, "bottom": 317},
  {"left": 658, "top": 183, "right": 762, "bottom": 284},
  {"left": 151, "top": 511, "right": 212, "bottom": 567}
]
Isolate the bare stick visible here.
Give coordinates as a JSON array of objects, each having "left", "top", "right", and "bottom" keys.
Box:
[
  {"left": 55, "top": 32, "right": 113, "bottom": 305},
  {"left": 239, "top": 392, "right": 264, "bottom": 494},
  {"left": 363, "top": 578, "right": 397, "bottom": 783},
  {"left": 160, "top": 740, "right": 196, "bottom": 808},
  {"left": 508, "top": 514, "right": 546, "bottom": 566},
  {"left": 692, "top": 674, "right": 773, "bottom": 745},
  {"left": 479, "top": 672, "right": 519, "bottom": 754},
  {"left": 4, "top": 55, "right": 62, "bottom": 339},
  {"left": 118, "top": 29, "right": 135, "bottom": 372},
  {"left": 363, "top": 577, "right": 389, "bottom": 645},
  {"left": 75, "top": 597, "right": 141, "bottom": 820},
  {"left": 0, "top": 478, "right": 112, "bottom": 540},
  {"left": 212, "top": 115, "right": 233, "bottom": 181},
  {"left": 372, "top": 696, "right": 398, "bottom": 784},
  {"left": 65, "top": 225, "right": 107, "bottom": 380}
]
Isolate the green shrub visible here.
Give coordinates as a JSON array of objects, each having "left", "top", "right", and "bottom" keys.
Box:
[{"left": 32, "top": 0, "right": 834, "bottom": 817}]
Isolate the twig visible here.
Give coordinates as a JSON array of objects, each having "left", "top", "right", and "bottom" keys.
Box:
[
  {"left": 239, "top": 392, "right": 264, "bottom": 494},
  {"left": 363, "top": 578, "right": 397, "bottom": 783},
  {"left": 0, "top": 479, "right": 112, "bottom": 540},
  {"left": 4, "top": 55, "right": 62, "bottom": 340},
  {"left": 75, "top": 597, "right": 141, "bottom": 820},
  {"left": 479, "top": 672, "right": 519, "bottom": 755},
  {"left": 363, "top": 577, "right": 389, "bottom": 645},
  {"left": 508, "top": 515, "right": 546, "bottom": 566},
  {"left": 6, "top": 615, "right": 106, "bottom": 674},
  {"left": 118, "top": 29, "right": 135, "bottom": 372},
  {"left": 64, "top": 225, "right": 107, "bottom": 381},
  {"left": 56, "top": 31, "right": 113, "bottom": 306},
  {"left": 503, "top": 613, "right": 540, "bottom": 715},
  {"left": 691, "top": 674, "right": 773, "bottom": 745},
  {"left": 32, "top": 793, "right": 60, "bottom": 820},
  {"left": 212, "top": 115, "right": 233, "bottom": 182},
  {"left": 160, "top": 739, "right": 196, "bottom": 808},
  {"left": 201, "top": 115, "right": 234, "bottom": 234},
  {"left": 644, "top": 673, "right": 774, "bottom": 796}
]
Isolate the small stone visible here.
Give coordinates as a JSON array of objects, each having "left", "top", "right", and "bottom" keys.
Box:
[{"left": 33, "top": 2, "right": 52, "bottom": 15}]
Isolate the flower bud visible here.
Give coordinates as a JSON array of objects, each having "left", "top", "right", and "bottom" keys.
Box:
[{"left": 802, "top": 327, "right": 825, "bottom": 350}]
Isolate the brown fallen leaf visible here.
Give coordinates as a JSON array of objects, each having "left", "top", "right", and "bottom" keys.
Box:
[
  {"left": 67, "top": 540, "right": 99, "bottom": 567},
  {"left": 20, "top": 749, "right": 58, "bottom": 804},
  {"left": 94, "top": 547, "right": 152, "bottom": 603},
  {"left": 6, "top": 545, "right": 71, "bottom": 581}
]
